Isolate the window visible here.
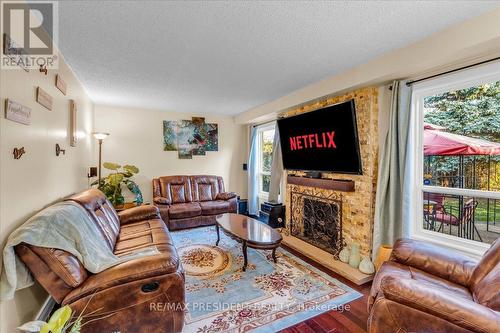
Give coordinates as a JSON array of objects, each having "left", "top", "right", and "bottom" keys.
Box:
[
  {"left": 256, "top": 123, "right": 275, "bottom": 200},
  {"left": 409, "top": 61, "right": 500, "bottom": 257}
]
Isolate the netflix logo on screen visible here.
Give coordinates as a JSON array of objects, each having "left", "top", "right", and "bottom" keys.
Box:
[
  {"left": 289, "top": 131, "right": 336, "bottom": 150},
  {"left": 277, "top": 100, "right": 362, "bottom": 174}
]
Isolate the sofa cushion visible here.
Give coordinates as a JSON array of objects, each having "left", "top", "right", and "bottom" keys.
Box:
[
  {"left": 29, "top": 247, "right": 88, "bottom": 288},
  {"left": 198, "top": 184, "right": 213, "bottom": 201},
  {"left": 62, "top": 216, "right": 179, "bottom": 305},
  {"left": 190, "top": 176, "right": 224, "bottom": 201},
  {"left": 157, "top": 176, "right": 193, "bottom": 203},
  {"left": 115, "top": 219, "right": 173, "bottom": 255},
  {"left": 168, "top": 203, "right": 202, "bottom": 219},
  {"left": 66, "top": 189, "right": 120, "bottom": 251},
  {"left": 171, "top": 184, "right": 186, "bottom": 203},
  {"left": 199, "top": 200, "right": 230, "bottom": 215}
]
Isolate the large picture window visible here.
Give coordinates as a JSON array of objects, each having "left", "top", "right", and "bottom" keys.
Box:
[{"left": 409, "top": 61, "right": 500, "bottom": 257}]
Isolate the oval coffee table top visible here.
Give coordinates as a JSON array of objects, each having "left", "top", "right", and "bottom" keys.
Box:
[{"left": 216, "top": 213, "right": 282, "bottom": 246}]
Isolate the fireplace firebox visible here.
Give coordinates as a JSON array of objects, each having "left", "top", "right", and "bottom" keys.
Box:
[{"left": 290, "top": 191, "right": 343, "bottom": 257}]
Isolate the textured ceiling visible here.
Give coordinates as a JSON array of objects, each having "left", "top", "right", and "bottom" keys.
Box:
[{"left": 58, "top": 1, "right": 499, "bottom": 115}]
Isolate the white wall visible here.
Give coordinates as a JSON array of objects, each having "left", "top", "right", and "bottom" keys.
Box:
[
  {"left": 94, "top": 106, "right": 248, "bottom": 203},
  {"left": 0, "top": 55, "right": 94, "bottom": 331}
]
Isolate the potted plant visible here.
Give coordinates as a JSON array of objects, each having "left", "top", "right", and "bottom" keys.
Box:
[
  {"left": 18, "top": 294, "right": 113, "bottom": 333},
  {"left": 92, "top": 162, "right": 143, "bottom": 207}
]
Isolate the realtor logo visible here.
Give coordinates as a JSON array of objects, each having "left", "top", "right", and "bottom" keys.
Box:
[{"left": 1, "top": 1, "right": 58, "bottom": 70}]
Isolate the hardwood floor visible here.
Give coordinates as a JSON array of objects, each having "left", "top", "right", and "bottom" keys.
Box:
[{"left": 280, "top": 245, "right": 372, "bottom": 333}]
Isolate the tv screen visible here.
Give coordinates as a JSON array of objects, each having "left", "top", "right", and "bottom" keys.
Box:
[{"left": 277, "top": 100, "right": 362, "bottom": 174}]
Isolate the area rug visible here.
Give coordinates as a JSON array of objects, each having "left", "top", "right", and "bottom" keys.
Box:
[{"left": 171, "top": 226, "right": 362, "bottom": 333}]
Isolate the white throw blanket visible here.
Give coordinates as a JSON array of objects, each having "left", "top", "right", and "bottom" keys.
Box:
[{"left": 1, "top": 201, "right": 159, "bottom": 300}]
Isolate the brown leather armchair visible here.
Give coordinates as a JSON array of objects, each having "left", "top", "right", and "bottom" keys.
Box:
[
  {"left": 152, "top": 175, "right": 237, "bottom": 230},
  {"left": 15, "top": 189, "right": 185, "bottom": 333},
  {"left": 368, "top": 238, "right": 500, "bottom": 333}
]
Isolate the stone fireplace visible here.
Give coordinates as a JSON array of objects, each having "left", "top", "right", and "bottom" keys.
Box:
[
  {"left": 290, "top": 191, "right": 343, "bottom": 257},
  {"left": 279, "top": 87, "right": 379, "bottom": 284}
]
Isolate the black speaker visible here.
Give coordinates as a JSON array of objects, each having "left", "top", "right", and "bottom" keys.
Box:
[
  {"left": 237, "top": 198, "right": 248, "bottom": 215},
  {"left": 243, "top": 163, "right": 248, "bottom": 171},
  {"left": 259, "top": 202, "right": 285, "bottom": 228}
]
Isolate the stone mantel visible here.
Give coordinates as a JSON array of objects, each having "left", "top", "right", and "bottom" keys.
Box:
[{"left": 287, "top": 175, "right": 355, "bottom": 192}]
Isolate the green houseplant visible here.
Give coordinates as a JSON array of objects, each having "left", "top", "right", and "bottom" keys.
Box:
[
  {"left": 18, "top": 294, "right": 114, "bottom": 333},
  {"left": 92, "top": 162, "right": 143, "bottom": 207}
]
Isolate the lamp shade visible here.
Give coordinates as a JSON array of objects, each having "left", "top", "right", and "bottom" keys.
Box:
[
  {"left": 93, "top": 132, "right": 110, "bottom": 140},
  {"left": 374, "top": 245, "right": 393, "bottom": 271}
]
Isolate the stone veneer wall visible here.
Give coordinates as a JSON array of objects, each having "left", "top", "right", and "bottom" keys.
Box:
[{"left": 282, "top": 87, "right": 379, "bottom": 256}]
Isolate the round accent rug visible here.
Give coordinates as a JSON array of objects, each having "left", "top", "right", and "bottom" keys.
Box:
[{"left": 178, "top": 244, "right": 230, "bottom": 277}]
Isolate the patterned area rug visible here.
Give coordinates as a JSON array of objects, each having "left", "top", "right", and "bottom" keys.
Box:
[{"left": 171, "top": 226, "right": 362, "bottom": 333}]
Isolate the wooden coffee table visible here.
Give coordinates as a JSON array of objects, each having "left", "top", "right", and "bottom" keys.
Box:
[{"left": 215, "top": 213, "right": 282, "bottom": 271}]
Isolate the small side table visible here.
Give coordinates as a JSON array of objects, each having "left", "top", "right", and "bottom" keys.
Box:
[{"left": 114, "top": 202, "right": 150, "bottom": 212}]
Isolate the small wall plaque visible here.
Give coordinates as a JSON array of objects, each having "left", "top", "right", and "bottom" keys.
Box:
[
  {"left": 36, "top": 87, "right": 53, "bottom": 110},
  {"left": 55, "top": 74, "right": 67, "bottom": 95},
  {"left": 5, "top": 99, "right": 31, "bottom": 125},
  {"left": 69, "top": 100, "right": 77, "bottom": 146}
]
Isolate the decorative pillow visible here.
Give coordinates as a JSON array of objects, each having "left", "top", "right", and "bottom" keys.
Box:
[
  {"left": 198, "top": 184, "right": 213, "bottom": 201},
  {"left": 170, "top": 184, "right": 186, "bottom": 203}
]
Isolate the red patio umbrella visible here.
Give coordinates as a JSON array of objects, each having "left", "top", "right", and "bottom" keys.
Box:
[
  {"left": 424, "top": 129, "right": 500, "bottom": 156},
  {"left": 423, "top": 122, "right": 446, "bottom": 131},
  {"left": 423, "top": 124, "right": 500, "bottom": 242}
]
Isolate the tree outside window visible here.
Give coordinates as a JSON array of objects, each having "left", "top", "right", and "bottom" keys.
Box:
[{"left": 259, "top": 127, "right": 275, "bottom": 195}]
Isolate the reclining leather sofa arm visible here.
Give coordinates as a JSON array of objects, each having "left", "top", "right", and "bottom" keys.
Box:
[
  {"left": 380, "top": 276, "right": 500, "bottom": 333},
  {"left": 153, "top": 196, "right": 171, "bottom": 206},
  {"left": 118, "top": 205, "right": 160, "bottom": 225},
  {"left": 216, "top": 192, "right": 237, "bottom": 201},
  {"left": 390, "top": 238, "right": 477, "bottom": 286}
]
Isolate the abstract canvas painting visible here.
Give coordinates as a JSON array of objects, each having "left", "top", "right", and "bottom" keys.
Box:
[{"left": 163, "top": 117, "right": 219, "bottom": 159}]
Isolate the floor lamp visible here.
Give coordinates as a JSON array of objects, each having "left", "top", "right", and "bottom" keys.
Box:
[{"left": 93, "top": 132, "right": 110, "bottom": 188}]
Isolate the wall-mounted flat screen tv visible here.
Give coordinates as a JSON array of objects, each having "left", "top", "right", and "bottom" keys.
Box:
[{"left": 277, "top": 100, "right": 362, "bottom": 174}]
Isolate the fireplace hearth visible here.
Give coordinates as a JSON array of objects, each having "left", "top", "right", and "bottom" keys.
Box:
[{"left": 290, "top": 192, "right": 343, "bottom": 257}]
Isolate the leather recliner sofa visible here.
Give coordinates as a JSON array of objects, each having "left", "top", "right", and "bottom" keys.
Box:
[
  {"left": 368, "top": 238, "right": 500, "bottom": 333},
  {"left": 152, "top": 175, "right": 237, "bottom": 230},
  {"left": 15, "top": 189, "right": 185, "bottom": 333}
]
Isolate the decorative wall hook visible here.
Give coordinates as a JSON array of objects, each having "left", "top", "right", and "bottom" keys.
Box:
[
  {"left": 55, "top": 143, "right": 66, "bottom": 156},
  {"left": 13, "top": 147, "right": 26, "bottom": 159},
  {"left": 39, "top": 65, "right": 47, "bottom": 75}
]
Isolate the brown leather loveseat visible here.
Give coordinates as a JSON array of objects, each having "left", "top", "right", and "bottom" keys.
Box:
[
  {"left": 15, "top": 189, "right": 185, "bottom": 333},
  {"left": 368, "top": 238, "right": 500, "bottom": 333},
  {"left": 153, "top": 175, "right": 237, "bottom": 230}
]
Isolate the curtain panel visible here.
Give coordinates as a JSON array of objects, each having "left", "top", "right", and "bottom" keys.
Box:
[
  {"left": 269, "top": 123, "right": 283, "bottom": 202},
  {"left": 372, "top": 80, "right": 412, "bottom": 260},
  {"left": 247, "top": 126, "right": 259, "bottom": 215}
]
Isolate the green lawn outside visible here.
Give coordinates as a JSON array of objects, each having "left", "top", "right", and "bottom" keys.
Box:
[{"left": 442, "top": 198, "right": 500, "bottom": 223}]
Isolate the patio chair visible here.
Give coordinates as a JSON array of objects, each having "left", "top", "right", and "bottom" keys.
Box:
[
  {"left": 436, "top": 198, "right": 483, "bottom": 241},
  {"left": 423, "top": 193, "right": 459, "bottom": 231}
]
